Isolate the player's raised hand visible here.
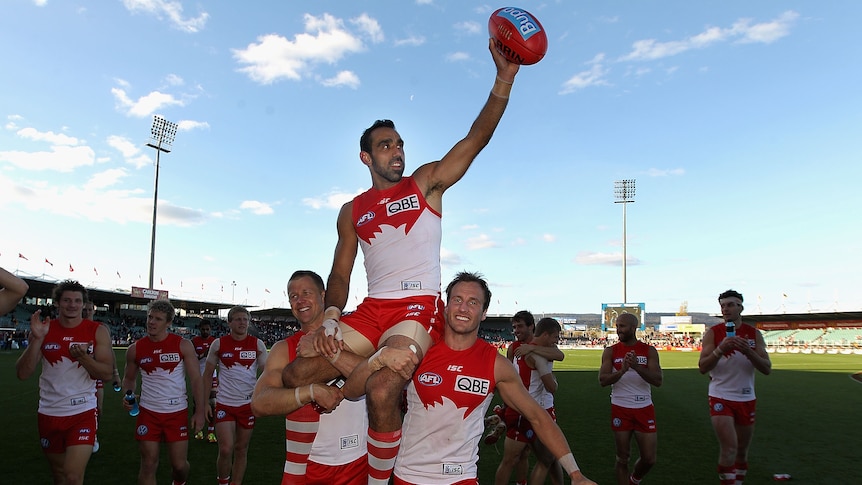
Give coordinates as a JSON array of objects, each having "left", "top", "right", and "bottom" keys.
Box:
[
  {"left": 488, "top": 38, "right": 520, "bottom": 82},
  {"left": 29, "top": 310, "right": 51, "bottom": 340}
]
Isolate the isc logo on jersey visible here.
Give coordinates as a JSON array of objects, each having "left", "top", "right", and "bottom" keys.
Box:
[
  {"left": 386, "top": 194, "right": 420, "bottom": 216},
  {"left": 456, "top": 375, "right": 490, "bottom": 396},
  {"left": 239, "top": 350, "right": 256, "bottom": 360},
  {"left": 160, "top": 353, "right": 181, "bottom": 363},
  {"left": 418, "top": 372, "right": 443, "bottom": 386}
]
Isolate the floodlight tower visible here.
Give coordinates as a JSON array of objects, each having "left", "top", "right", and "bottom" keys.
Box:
[
  {"left": 146, "top": 116, "right": 178, "bottom": 289},
  {"left": 614, "top": 179, "right": 636, "bottom": 304}
]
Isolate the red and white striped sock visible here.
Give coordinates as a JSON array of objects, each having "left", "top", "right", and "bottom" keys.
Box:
[
  {"left": 367, "top": 428, "right": 402, "bottom": 485},
  {"left": 282, "top": 404, "right": 320, "bottom": 485},
  {"left": 734, "top": 461, "right": 748, "bottom": 484},
  {"left": 718, "top": 465, "right": 736, "bottom": 485}
]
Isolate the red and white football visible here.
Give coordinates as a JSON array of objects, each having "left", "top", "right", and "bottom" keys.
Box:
[{"left": 488, "top": 7, "right": 548, "bottom": 65}]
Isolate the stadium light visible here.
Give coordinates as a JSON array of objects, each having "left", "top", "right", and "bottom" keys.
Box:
[
  {"left": 614, "top": 179, "right": 636, "bottom": 304},
  {"left": 146, "top": 115, "right": 178, "bottom": 289}
]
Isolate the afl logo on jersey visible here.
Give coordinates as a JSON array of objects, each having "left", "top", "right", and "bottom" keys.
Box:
[
  {"left": 357, "top": 211, "right": 375, "bottom": 227},
  {"left": 417, "top": 372, "right": 443, "bottom": 386}
]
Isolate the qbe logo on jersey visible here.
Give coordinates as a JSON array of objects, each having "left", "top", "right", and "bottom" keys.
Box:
[
  {"left": 455, "top": 374, "right": 489, "bottom": 396},
  {"left": 386, "top": 194, "right": 420, "bottom": 216},
  {"left": 239, "top": 351, "right": 256, "bottom": 360},
  {"left": 160, "top": 352, "right": 181, "bottom": 363}
]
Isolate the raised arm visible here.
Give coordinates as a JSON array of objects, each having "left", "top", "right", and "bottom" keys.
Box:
[
  {"left": 412, "top": 39, "right": 520, "bottom": 207},
  {"left": 15, "top": 310, "right": 49, "bottom": 380},
  {"left": 0, "top": 267, "right": 28, "bottom": 314}
]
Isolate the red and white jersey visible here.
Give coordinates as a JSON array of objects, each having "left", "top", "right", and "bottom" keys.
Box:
[
  {"left": 395, "top": 339, "right": 498, "bottom": 484},
  {"left": 608, "top": 341, "right": 653, "bottom": 408},
  {"left": 135, "top": 333, "right": 189, "bottom": 413},
  {"left": 708, "top": 323, "right": 758, "bottom": 402},
  {"left": 285, "top": 332, "right": 367, "bottom": 466},
  {"left": 37, "top": 319, "right": 101, "bottom": 416},
  {"left": 311, "top": 398, "right": 368, "bottom": 465},
  {"left": 191, "top": 334, "right": 215, "bottom": 375},
  {"left": 352, "top": 176, "right": 441, "bottom": 299},
  {"left": 207, "top": 335, "right": 266, "bottom": 406},
  {"left": 515, "top": 352, "right": 554, "bottom": 410}
]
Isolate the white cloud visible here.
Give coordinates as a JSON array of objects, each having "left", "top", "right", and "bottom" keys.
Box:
[
  {"left": 164, "top": 74, "right": 184, "bottom": 86},
  {"left": 454, "top": 21, "right": 481, "bottom": 35},
  {"left": 394, "top": 35, "right": 425, "bottom": 47},
  {"left": 16, "top": 127, "right": 80, "bottom": 146},
  {"left": 575, "top": 251, "right": 641, "bottom": 266},
  {"left": 321, "top": 70, "right": 361, "bottom": 89},
  {"left": 560, "top": 61, "right": 610, "bottom": 94},
  {"left": 177, "top": 120, "right": 210, "bottom": 131},
  {"left": 466, "top": 234, "right": 499, "bottom": 250},
  {"left": 440, "top": 247, "right": 461, "bottom": 267},
  {"left": 302, "top": 189, "right": 363, "bottom": 210},
  {"left": 240, "top": 200, "right": 274, "bottom": 215},
  {"left": 446, "top": 52, "right": 470, "bottom": 62},
  {"left": 122, "top": 0, "right": 209, "bottom": 33},
  {"left": 646, "top": 167, "right": 685, "bottom": 177},
  {"left": 233, "top": 13, "right": 367, "bottom": 85},
  {"left": 542, "top": 234, "right": 556, "bottom": 243},
  {"left": 351, "top": 13, "right": 384, "bottom": 43},
  {"left": 111, "top": 85, "right": 185, "bottom": 118},
  {"left": 0, "top": 145, "right": 95, "bottom": 172},
  {"left": 619, "top": 11, "right": 799, "bottom": 62},
  {"left": 86, "top": 168, "right": 129, "bottom": 190},
  {"left": 107, "top": 135, "right": 151, "bottom": 169}
]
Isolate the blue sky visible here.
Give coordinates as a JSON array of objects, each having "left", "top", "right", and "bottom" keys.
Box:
[{"left": 2, "top": 0, "right": 860, "bottom": 316}]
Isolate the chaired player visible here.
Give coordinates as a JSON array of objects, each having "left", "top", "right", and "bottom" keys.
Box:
[{"left": 281, "top": 38, "right": 521, "bottom": 484}]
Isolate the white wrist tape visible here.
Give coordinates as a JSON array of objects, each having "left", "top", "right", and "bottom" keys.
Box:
[
  {"left": 322, "top": 319, "right": 343, "bottom": 341},
  {"left": 308, "top": 384, "right": 315, "bottom": 402},
  {"left": 368, "top": 346, "right": 387, "bottom": 372},
  {"left": 559, "top": 453, "right": 579, "bottom": 475}
]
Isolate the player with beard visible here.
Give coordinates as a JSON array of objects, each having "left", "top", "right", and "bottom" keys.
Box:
[{"left": 599, "top": 313, "right": 663, "bottom": 485}]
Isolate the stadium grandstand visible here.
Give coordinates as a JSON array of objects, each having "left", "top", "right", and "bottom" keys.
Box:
[{"left": 2, "top": 276, "right": 861, "bottom": 355}]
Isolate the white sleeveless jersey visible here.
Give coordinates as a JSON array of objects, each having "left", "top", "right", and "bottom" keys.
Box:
[
  {"left": 309, "top": 397, "right": 368, "bottom": 466},
  {"left": 352, "top": 176, "right": 442, "bottom": 299},
  {"left": 37, "top": 319, "right": 100, "bottom": 416},
  {"left": 394, "top": 339, "right": 498, "bottom": 484},
  {"left": 609, "top": 341, "right": 653, "bottom": 408},
  {"left": 709, "top": 324, "right": 758, "bottom": 402},
  {"left": 208, "top": 335, "right": 266, "bottom": 406},
  {"left": 135, "top": 333, "right": 189, "bottom": 413}
]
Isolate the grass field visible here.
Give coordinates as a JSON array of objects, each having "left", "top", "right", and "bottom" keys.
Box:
[{"left": 2, "top": 349, "right": 859, "bottom": 484}]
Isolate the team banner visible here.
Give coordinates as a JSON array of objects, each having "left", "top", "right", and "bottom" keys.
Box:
[{"left": 131, "top": 286, "right": 169, "bottom": 300}]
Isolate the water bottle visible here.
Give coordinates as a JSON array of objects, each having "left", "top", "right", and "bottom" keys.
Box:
[
  {"left": 113, "top": 382, "right": 122, "bottom": 392},
  {"left": 125, "top": 390, "right": 140, "bottom": 417},
  {"left": 725, "top": 321, "right": 736, "bottom": 338}
]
